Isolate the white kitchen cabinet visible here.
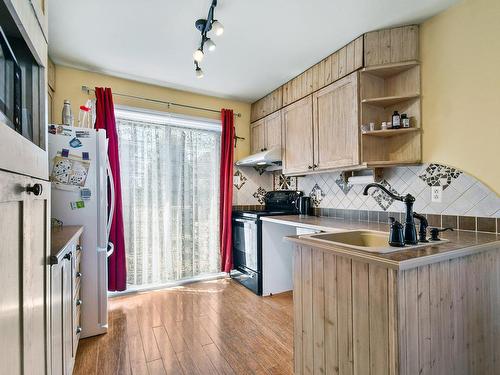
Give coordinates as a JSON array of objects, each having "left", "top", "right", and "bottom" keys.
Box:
[
  {"left": 0, "top": 170, "right": 50, "bottom": 374},
  {"left": 50, "top": 226, "right": 83, "bottom": 375}
]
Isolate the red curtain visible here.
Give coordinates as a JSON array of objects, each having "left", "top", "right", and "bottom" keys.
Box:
[
  {"left": 94, "top": 87, "right": 127, "bottom": 291},
  {"left": 220, "top": 109, "right": 235, "bottom": 273}
]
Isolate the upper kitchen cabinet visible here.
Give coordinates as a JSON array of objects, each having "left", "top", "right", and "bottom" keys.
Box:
[
  {"left": 0, "top": 0, "right": 48, "bottom": 180},
  {"left": 250, "top": 110, "right": 282, "bottom": 153},
  {"left": 250, "top": 87, "right": 282, "bottom": 122},
  {"left": 282, "top": 95, "right": 314, "bottom": 175},
  {"left": 250, "top": 118, "right": 266, "bottom": 154},
  {"left": 282, "top": 36, "right": 363, "bottom": 107},
  {"left": 264, "top": 110, "right": 282, "bottom": 151},
  {"left": 313, "top": 72, "right": 360, "bottom": 171},
  {"left": 364, "top": 25, "right": 419, "bottom": 67}
]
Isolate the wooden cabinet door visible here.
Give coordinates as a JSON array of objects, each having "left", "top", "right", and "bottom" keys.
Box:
[
  {"left": 313, "top": 72, "right": 359, "bottom": 171},
  {"left": 282, "top": 95, "right": 314, "bottom": 175},
  {"left": 250, "top": 119, "right": 266, "bottom": 154},
  {"left": 265, "top": 110, "right": 282, "bottom": 150},
  {"left": 0, "top": 169, "right": 50, "bottom": 374}
]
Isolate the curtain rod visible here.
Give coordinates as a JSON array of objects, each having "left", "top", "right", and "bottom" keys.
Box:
[{"left": 81, "top": 85, "right": 242, "bottom": 118}]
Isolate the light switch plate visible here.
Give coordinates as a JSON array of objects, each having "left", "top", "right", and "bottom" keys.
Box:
[{"left": 431, "top": 186, "right": 443, "bottom": 203}]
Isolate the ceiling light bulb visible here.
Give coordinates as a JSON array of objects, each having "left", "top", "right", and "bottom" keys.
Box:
[
  {"left": 212, "top": 20, "right": 224, "bottom": 36},
  {"left": 205, "top": 38, "right": 216, "bottom": 52},
  {"left": 196, "top": 67, "right": 204, "bottom": 79},
  {"left": 193, "top": 48, "right": 204, "bottom": 63}
]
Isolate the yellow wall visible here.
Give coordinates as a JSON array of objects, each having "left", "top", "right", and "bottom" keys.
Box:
[
  {"left": 52, "top": 66, "right": 251, "bottom": 161},
  {"left": 421, "top": 0, "right": 500, "bottom": 194}
]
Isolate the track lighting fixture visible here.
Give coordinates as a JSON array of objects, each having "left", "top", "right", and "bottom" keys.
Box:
[{"left": 193, "top": 0, "right": 224, "bottom": 78}]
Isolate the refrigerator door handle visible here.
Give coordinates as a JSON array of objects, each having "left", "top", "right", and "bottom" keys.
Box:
[
  {"left": 107, "top": 158, "right": 115, "bottom": 241},
  {"left": 106, "top": 158, "right": 115, "bottom": 258}
]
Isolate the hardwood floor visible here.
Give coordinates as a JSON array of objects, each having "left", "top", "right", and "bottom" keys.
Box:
[{"left": 73, "top": 278, "right": 294, "bottom": 375}]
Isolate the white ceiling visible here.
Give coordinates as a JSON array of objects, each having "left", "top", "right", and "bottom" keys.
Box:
[{"left": 48, "top": 0, "right": 458, "bottom": 102}]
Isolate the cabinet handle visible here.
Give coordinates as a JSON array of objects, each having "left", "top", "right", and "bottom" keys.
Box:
[
  {"left": 313, "top": 164, "right": 318, "bottom": 168},
  {"left": 63, "top": 252, "right": 72, "bottom": 260},
  {"left": 76, "top": 272, "right": 82, "bottom": 278},
  {"left": 76, "top": 327, "right": 82, "bottom": 334},
  {"left": 76, "top": 299, "right": 83, "bottom": 306},
  {"left": 308, "top": 165, "right": 313, "bottom": 169},
  {"left": 76, "top": 244, "right": 82, "bottom": 251},
  {"left": 26, "top": 183, "right": 43, "bottom": 196}
]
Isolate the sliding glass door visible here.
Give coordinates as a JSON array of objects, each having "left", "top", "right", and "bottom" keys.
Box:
[{"left": 116, "top": 108, "right": 221, "bottom": 289}]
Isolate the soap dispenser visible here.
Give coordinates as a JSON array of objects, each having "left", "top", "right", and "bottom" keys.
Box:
[{"left": 389, "top": 217, "right": 405, "bottom": 247}]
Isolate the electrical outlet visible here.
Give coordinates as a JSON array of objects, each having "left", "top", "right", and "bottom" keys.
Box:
[{"left": 431, "top": 186, "right": 443, "bottom": 203}]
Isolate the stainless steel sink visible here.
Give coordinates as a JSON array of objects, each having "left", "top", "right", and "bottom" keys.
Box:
[{"left": 300, "top": 230, "right": 447, "bottom": 253}]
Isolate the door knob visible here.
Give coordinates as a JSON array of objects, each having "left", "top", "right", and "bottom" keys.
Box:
[{"left": 26, "top": 183, "right": 43, "bottom": 196}]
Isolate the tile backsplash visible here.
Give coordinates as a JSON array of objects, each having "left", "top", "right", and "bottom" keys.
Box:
[{"left": 233, "top": 163, "right": 500, "bottom": 219}]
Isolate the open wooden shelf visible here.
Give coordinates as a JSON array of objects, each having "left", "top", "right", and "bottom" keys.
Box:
[
  {"left": 361, "top": 60, "right": 420, "bottom": 78},
  {"left": 361, "top": 94, "right": 420, "bottom": 107},
  {"left": 362, "top": 128, "right": 421, "bottom": 137},
  {"left": 359, "top": 61, "right": 421, "bottom": 167}
]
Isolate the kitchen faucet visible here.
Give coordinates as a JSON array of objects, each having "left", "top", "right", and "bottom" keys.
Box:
[{"left": 363, "top": 183, "right": 418, "bottom": 245}]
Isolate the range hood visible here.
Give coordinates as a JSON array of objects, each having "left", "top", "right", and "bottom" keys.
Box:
[{"left": 235, "top": 147, "right": 281, "bottom": 167}]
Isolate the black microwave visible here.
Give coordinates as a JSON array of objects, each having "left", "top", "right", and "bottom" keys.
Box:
[{"left": 0, "top": 25, "right": 22, "bottom": 133}]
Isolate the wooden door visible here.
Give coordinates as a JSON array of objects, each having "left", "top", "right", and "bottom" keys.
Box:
[
  {"left": 282, "top": 95, "right": 314, "bottom": 175},
  {"left": 250, "top": 119, "right": 266, "bottom": 154},
  {"left": 0, "top": 169, "right": 50, "bottom": 374},
  {"left": 313, "top": 72, "right": 360, "bottom": 171},
  {"left": 264, "top": 110, "right": 282, "bottom": 150}
]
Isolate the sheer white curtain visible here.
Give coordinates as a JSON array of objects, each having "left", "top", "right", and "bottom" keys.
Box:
[{"left": 116, "top": 108, "right": 221, "bottom": 288}]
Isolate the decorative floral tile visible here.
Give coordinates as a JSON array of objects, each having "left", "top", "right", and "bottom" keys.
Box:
[
  {"left": 273, "top": 172, "right": 298, "bottom": 191},
  {"left": 252, "top": 187, "right": 267, "bottom": 204},
  {"left": 233, "top": 170, "right": 247, "bottom": 190},
  {"left": 310, "top": 184, "right": 325, "bottom": 207},
  {"left": 418, "top": 163, "right": 462, "bottom": 190},
  {"left": 253, "top": 165, "right": 267, "bottom": 175},
  {"left": 335, "top": 173, "right": 353, "bottom": 195},
  {"left": 370, "top": 179, "right": 399, "bottom": 211}
]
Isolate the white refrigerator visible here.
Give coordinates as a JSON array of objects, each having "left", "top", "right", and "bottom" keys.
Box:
[{"left": 48, "top": 124, "right": 115, "bottom": 338}]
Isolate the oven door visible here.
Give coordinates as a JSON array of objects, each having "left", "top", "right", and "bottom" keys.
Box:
[{"left": 232, "top": 217, "right": 259, "bottom": 272}]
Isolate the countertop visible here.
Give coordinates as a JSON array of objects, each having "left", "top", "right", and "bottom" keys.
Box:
[
  {"left": 261, "top": 215, "right": 500, "bottom": 270},
  {"left": 50, "top": 225, "right": 84, "bottom": 263}
]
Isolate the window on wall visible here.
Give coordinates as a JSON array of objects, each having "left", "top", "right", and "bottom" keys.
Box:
[{"left": 115, "top": 107, "right": 221, "bottom": 289}]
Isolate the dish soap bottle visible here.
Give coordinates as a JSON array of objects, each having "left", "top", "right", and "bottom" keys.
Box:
[{"left": 392, "top": 111, "right": 401, "bottom": 129}]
